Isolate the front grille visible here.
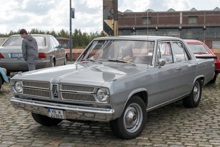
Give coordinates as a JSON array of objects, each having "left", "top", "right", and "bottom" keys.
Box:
[
  {"left": 23, "top": 81, "right": 49, "bottom": 89},
  {"left": 61, "top": 93, "right": 95, "bottom": 101},
  {"left": 23, "top": 88, "right": 50, "bottom": 98},
  {"left": 61, "top": 84, "right": 94, "bottom": 92}
]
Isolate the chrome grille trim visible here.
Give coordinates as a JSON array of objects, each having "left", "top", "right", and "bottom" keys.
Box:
[
  {"left": 23, "top": 81, "right": 49, "bottom": 89},
  {"left": 61, "top": 84, "right": 95, "bottom": 92},
  {"left": 23, "top": 88, "right": 50, "bottom": 98},
  {"left": 61, "top": 92, "right": 95, "bottom": 102}
]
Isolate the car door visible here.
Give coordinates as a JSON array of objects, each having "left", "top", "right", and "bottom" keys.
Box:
[
  {"left": 150, "top": 41, "right": 182, "bottom": 107},
  {"left": 49, "top": 36, "right": 59, "bottom": 66},
  {"left": 172, "top": 41, "right": 196, "bottom": 95},
  {"left": 52, "top": 36, "right": 64, "bottom": 65}
]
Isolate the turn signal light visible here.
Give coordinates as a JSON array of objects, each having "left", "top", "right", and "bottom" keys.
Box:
[
  {"left": 0, "top": 53, "right": 4, "bottom": 58},
  {"left": 38, "top": 53, "right": 46, "bottom": 58}
]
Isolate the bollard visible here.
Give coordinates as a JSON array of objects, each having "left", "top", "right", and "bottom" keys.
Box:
[{"left": 50, "top": 55, "right": 53, "bottom": 67}]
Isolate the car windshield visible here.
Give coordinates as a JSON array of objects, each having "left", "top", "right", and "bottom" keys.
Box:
[
  {"left": 79, "top": 40, "right": 155, "bottom": 65},
  {"left": 2, "top": 36, "right": 46, "bottom": 47},
  {"left": 187, "top": 43, "right": 209, "bottom": 54}
]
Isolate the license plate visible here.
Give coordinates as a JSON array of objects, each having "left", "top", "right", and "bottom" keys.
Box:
[
  {"left": 48, "top": 108, "right": 64, "bottom": 119},
  {"left": 11, "top": 53, "right": 23, "bottom": 58}
]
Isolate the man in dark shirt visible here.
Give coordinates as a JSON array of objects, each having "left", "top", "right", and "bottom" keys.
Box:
[{"left": 20, "top": 29, "right": 38, "bottom": 71}]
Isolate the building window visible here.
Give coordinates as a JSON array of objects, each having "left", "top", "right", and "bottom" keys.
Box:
[
  {"left": 142, "top": 17, "right": 151, "bottom": 25},
  {"left": 188, "top": 16, "right": 198, "bottom": 24}
]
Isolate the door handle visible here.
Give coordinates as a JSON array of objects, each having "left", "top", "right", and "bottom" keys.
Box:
[{"left": 175, "top": 67, "right": 181, "bottom": 70}]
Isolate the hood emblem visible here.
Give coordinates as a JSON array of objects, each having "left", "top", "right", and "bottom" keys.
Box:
[{"left": 53, "top": 85, "right": 58, "bottom": 98}]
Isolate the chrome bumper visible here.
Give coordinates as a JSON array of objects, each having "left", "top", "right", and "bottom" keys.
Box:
[{"left": 10, "top": 97, "right": 114, "bottom": 122}]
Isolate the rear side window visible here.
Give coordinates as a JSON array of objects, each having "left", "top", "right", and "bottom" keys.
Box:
[
  {"left": 3, "top": 36, "right": 46, "bottom": 47},
  {"left": 172, "top": 42, "right": 190, "bottom": 62}
]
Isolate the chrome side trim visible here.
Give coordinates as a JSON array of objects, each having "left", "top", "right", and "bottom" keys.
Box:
[
  {"left": 146, "top": 93, "right": 190, "bottom": 112},
  {"left": 10, "top": 97, "right": 114, "bottom": 122}
]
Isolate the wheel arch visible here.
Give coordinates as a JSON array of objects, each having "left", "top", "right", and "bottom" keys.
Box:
[
  {"left": 119, "top": 88, "right": 148, "bottom": 118},
  {"left": 193, "top": 75, "right": 205, "bottom": 86}
]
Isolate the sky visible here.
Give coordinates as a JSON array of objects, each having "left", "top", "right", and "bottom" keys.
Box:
[{"left": 0, "top": 0, "right": 220, "bottom": 34}]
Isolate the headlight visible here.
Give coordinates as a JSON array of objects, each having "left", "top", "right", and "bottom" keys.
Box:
[
  {"left": 96, "top": 88, "right": 109, "bottom": 102},
  {"left": 15, "top": 81, "right": 23, "bottom": 93}
]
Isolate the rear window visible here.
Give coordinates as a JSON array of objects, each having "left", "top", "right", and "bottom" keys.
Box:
[
  {"left": 187, "top": 43, "right": 209, "bottom": 54},
  {"left": 3, "top": 36, "right": 46, "bottom": 47}
]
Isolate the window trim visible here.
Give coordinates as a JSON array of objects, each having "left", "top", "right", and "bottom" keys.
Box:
[{"left": 171, "top": 41, "right": 191, "bottom": 62}]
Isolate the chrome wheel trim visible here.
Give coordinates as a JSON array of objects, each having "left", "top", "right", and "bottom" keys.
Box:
[
  {"left": 193, "top": 81, "right": 200, "bottom": 102},
  {"left": 123, "top": 103, "right": 143, "bottom": 133}
]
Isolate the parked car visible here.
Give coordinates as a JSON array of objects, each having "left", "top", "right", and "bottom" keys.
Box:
[
  {"left": 10, "top": 36, "right": 214, "bottom": 139},
  {"left": 0, "top": 34, "right": 67, "bottom": 76},
  {"left": 0, "top": 67, "right": 9, "bottom": 90},
  {"left": 185, "top": 40, "right": 220, "bottom": 83}
]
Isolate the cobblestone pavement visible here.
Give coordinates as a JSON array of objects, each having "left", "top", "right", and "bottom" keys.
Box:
[{"left": 1, "top": 75, "right": 220, "bottom": 147}]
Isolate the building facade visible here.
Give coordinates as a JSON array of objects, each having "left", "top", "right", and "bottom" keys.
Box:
[{"left": 118, "top": 7, "right": 220, "bottom": 49}]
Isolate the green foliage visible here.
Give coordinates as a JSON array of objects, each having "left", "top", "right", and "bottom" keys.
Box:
[{"left": 0, "top": 28, "right": 104, "bottom": 48}]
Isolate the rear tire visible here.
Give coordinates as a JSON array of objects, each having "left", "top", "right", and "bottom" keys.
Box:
[
  {"left": 183, "top": 79, "right": 202, "bottom": 108},
  {"left": 110, "top": 96, "right": 147, "bottom": 139},
  {"left": 52, "top": 59, "right": 55, "bottom": 67},
  {"left": 32, "top": 113, "right": 62, "bottom": 126},
  {"left": 209, "top": 75, "right": 217, "bottom": 84}
]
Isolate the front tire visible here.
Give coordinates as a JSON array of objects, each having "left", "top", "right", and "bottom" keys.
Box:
[
  {"left": 64, "top": 55, "right": 67, "bottom": 65},
  {"left": 110, "top": 95, "right": 147, "bottom": 139},
  {"left": 32, "top": 113, "right": 62, "bottom": 126},
  {"left": 183, "top": 79, "right": 202, "bottom": 108}
]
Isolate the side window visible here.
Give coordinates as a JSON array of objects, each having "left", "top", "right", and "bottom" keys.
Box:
[
  {"left": 157, "top": 42, "right": 173, "bottom": 64},
  {"left": 52, "top": 36, "right": 59, "bottom": 47},
  {"left": 172, "top": 42, "right": 189, "bottom": 62},
  {"left": 49, "top": 36, "right": 56, "bottom": 49}
]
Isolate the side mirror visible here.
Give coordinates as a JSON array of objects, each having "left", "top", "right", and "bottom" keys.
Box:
[{"left": 158, "top": 58, "right": 166, "bottom": 68}]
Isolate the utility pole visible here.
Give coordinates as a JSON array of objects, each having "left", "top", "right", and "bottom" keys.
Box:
[{"left": 69, "top": 0, "right": 72, "bottom": 61}]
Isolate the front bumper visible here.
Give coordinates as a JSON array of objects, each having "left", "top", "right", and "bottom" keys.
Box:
[{"left": 10, "top": 97, "right": 114, "bottom": 122}]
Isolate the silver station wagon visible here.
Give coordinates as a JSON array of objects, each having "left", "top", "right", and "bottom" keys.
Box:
[
  {"left": 0, "top": 34, "right": 67, "bottom": 75},
  {"left": 10, "top": 36, "right": 214, "bottom": 139}
]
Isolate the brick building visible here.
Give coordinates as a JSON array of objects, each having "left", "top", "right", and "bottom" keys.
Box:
[{"left": 118, "top": 7, "right": 220, "bottom": 49}]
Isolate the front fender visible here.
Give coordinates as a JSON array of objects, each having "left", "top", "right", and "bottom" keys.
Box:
[{"left": 117, "top": 88, "right": 148, "bottom": 119}]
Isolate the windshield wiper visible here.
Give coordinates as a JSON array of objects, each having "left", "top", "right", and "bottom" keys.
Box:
[
  {"left": 108, "top": 59, "right": 136, "bottom": 66},
  {"left": 84, "top": 59, "right": 102, "bottom": 64}
]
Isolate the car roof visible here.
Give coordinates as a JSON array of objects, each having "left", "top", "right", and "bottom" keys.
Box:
[
  {"left": 10, "top": 34, "right": 49, "bottom": 37},
  {"left": 184, "top": 39, "right": 203, "bottom": 43},
  {"left": 94, "top": 35, "right": 183, "bottom": 41}
]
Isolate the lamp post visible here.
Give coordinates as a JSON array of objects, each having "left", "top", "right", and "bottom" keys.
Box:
[{"left": 69, "top": 0, "right": 72, "bottom": 61}]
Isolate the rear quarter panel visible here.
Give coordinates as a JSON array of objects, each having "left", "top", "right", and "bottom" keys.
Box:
[{"left": 196, "top": 58, "right": 215, "bottom": 85}]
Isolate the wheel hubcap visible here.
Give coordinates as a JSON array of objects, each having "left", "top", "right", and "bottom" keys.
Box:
[
  {"left": 123, "top": 103, "right": 143, "bottom": 133},
  {"left": 193, "top": 81, "right": 200, "bottom": 102}
]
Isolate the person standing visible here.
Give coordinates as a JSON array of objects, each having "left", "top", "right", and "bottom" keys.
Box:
[{"left": 20, "top": 29, "right": 38, "bottom": 71}]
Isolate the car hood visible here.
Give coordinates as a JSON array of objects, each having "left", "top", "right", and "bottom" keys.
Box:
[{"left": 12, "top": 62, "right": 146, "bottom": 87}]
